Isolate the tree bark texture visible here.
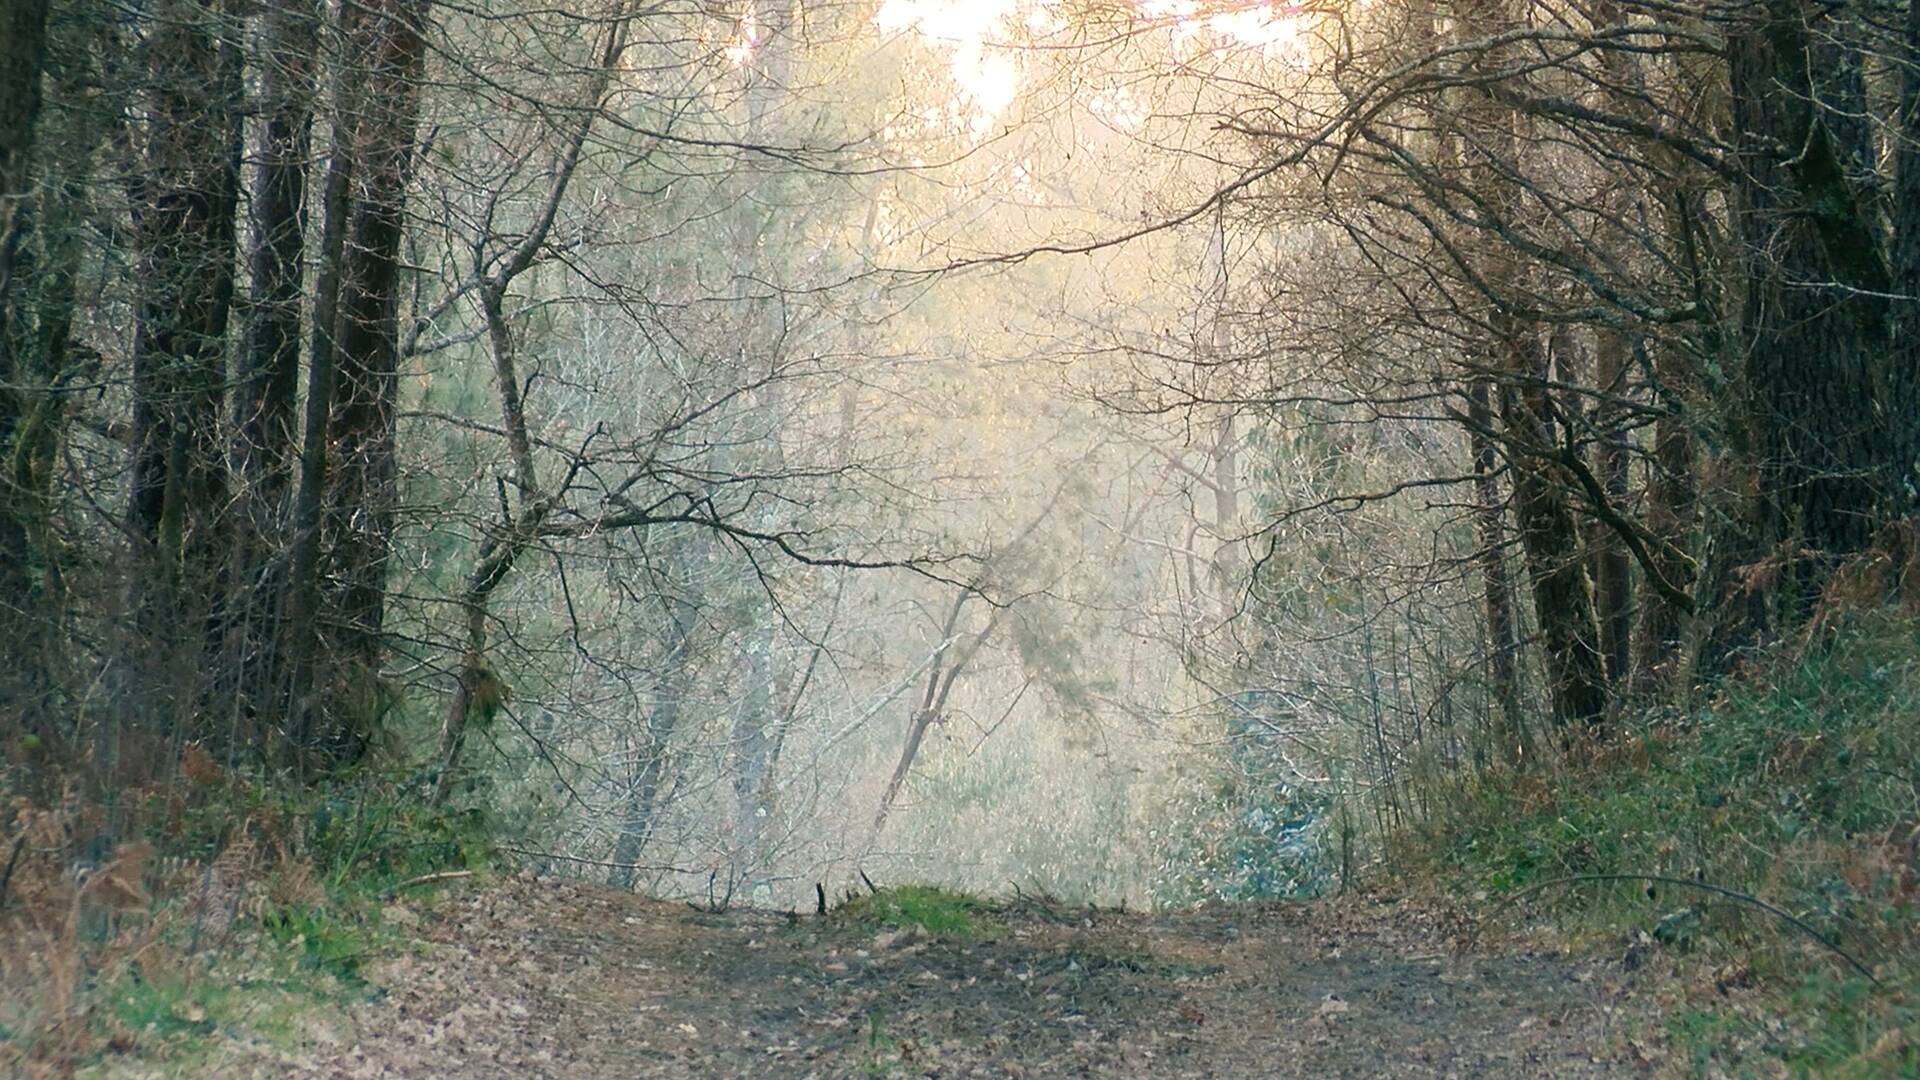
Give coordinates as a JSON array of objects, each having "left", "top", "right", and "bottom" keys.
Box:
[
  {"left": 124, "top": 0, "right": 242, "bottom": 735},
  {"left": 228, "top": 0, "right": 318, "bottom": 730},
  {"left": 1728, "top": 0, "right": 1897, "bottom": 587},
  {"left": 306, "top": 0, "right": 431, "bottom": 764}
]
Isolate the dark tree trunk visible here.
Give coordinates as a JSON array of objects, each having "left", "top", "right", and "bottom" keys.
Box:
[
  {"left": 1446, "top": 0, "right": 1608, "bottom": 732},
  {"left": 280, "top": 74, "right": 352, "bottom": 762},
  {"left": 1892, "top": 0, "right": 1920, "bottom": 516},
  {"left": 1728, "top": 0, "right": 1895, "bottom": 595},
  {"left": 1579, "top": 0, "right": 1702, "bottom": 692},
  {"left": 0, "top": 0, "right": 55, "bottom": 730},
  {"left": 300, "top": 0, "right": 429, "bottom": 766},
  {"left": 0, "top": 12, "right": 123, "bottom": 747},
  {"left": 124, "top": 0, "right": 242, "bottom": 736},
  {"left": 1630, "top": 340, "right": 1698, "bottom": 694},
  {"left": 1498, "top": 331, "right": 1610, "bottom": 731},
  {"left": 1466, "top": 378, "right": 1525, "bottom": 763},
  {"left": 234, "top": 0, "right": 313, "bottom": 494},
  {"left": 427, "top": 287, "right": 571, "bottom": 803},
  {"left": 1589, "top": 329, "right": 1633, "bottom": 683},
  {"left": 0, "top": 0, "right": 51, "bottom": 303},
  {"left": 227, "top": 0, "right": 318, "bottom": 730}
]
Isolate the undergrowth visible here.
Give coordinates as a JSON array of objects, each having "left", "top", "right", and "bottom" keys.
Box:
[
  {"left": 1391, "top": 612, "right": 1920, "bottom": 1075},
  {"left": 0, "top": 763, "right": 498, "bottom": 1077},
  {"left": 833, "top": 885, "right": 993, "bottom": 937}
]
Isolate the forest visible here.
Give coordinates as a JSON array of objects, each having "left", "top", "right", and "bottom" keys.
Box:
[{"left": 1, "top": 0, "right": 1918, "bottom": 1071}]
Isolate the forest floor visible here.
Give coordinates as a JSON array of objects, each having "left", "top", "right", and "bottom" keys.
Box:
[{"left": 211, "top": 874, "right": 1669, "bottom": 1078}]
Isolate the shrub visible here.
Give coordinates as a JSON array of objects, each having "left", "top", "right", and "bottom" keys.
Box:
[{"left": 1389, "top": 613, "right": 1920, "bottom": 1073}]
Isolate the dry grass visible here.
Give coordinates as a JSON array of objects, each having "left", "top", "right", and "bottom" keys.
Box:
[{"left": 0, "top": 786, "right": 317, "bottom": 1077}]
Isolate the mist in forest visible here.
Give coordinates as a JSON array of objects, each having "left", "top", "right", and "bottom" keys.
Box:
[{"left": 4, "top": 0, "right": 1917, "bottom": 921}]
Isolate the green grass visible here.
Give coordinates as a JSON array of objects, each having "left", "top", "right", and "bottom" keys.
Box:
[
  {"left": 1391, "top": 612, "right": 1920, "bottom": 1075},
  {"left": 110, "top": 978, "right": 220, "bottom": 1043},
  {"left": 73, "top": 936, "right": 379, "bottom": 1078},
  {"left": 862, "top": 1009, "right": 897, "bottom": 1076},
  {"left": 835, "top": 885, "right": 993, "bottom": 937},
  {"left": 36, "top": 773, "right": 497, "bottom": 1076},
  {"left": 262, "top": 905, "right": 380, "bottom": 984}
]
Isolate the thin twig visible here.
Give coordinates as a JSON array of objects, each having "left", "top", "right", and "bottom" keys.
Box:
[
  {"left": 386, "top": 870, "right": 477, "bottom": 895},
  {"left": 0, "top": 832, "right": 26, "bottom": 909},
  {"left": 1472, "top": 872, "right": 1882, "bottom": 988},
  {"left": 496, "top": 846, "right": 697, "bottom": 875}
]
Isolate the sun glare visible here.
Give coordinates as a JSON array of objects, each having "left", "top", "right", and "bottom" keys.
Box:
[
  {"left": 877, "top": 0, "right": 1308, "bottom": 135},
  {"left": 876, "top": 0, "right": 1026, "bottom": 135},
  {"left": 724, "top": 4, "right": 762, "bottom": 66},
  {"left": 1201, "top": 4, "right": 1302, "bottom": 51}
]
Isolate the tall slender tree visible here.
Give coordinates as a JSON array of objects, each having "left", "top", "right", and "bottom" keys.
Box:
[
  {"left": 123, "top": 0, "right": 242, "bottom": 743},
  {"left": 226, "top": 0, "right": 319, "bottom": 726}
]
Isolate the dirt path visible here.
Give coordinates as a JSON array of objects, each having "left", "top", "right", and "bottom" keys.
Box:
[{"left": 281, "top": 877, "right": 1656, "bottom": 1078}]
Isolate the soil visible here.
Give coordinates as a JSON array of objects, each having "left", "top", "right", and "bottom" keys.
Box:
[{"left": 266, "top": 876, "right": 1660, "bottom": 1078}]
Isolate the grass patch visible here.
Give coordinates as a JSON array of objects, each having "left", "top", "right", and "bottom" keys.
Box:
[
  {"left": 3, "top": 770, "right": 496, "bottom": 1076},
  {"left": 835, "top": 885, "right": 993, "bottom": 937},
  {"left": 109, "top": 978, "right": 220, "bottom": 1044},
  {"left": 1389, "top": 612, "right": 1920, "bottom": 1074},
  {"left": 262, "top": 905, "right": 380, "bottom": 985}
]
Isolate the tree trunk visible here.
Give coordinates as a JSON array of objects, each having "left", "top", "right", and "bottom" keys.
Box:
[
  {"left": 1585, "top": 0, "right": 1703, "bottom": 693},
  {"left": 429, "top": 24, "right": 618, "bottom": 796},
  {"left": 426, "top": 287, "right": 575, "bottom": 803},
  {"left": 1467, "top": 378, "right": 1525, "bottom": 762},
  {"left": 1630, "top": 337, "right": 1698, "bottom": 694},
  {"left": 0, "top": 0, "right": 52, "bottom": 609},
  {"left": 227, "top": 0, "right": 317, "bottom": 731},
  {"left": 1588, "top": 329, "right": 1633, "bottom": 683},
  {"left": 1498, "top": 336, "right": 1610, "bottom": 731},
  {"left": 0, "top": 0, "right": 56, "bottom": 735},
  {"left": 721, "top": 0, "right": 794, "bottom": 889},
  {"left": 0, "top": 0, "right": 51, "bottom": 278},
  {"left": 729, "top": 623, "right": 778, "bottom": 887},
  {"left": 234, "top": 0, "right": 314, "bottom": 501},
  {"left": 1728, "top": 0, "right": 1894, "bottom": 598},
  {"left": 308, "top": 0, "right": 430, "bottom": 764},
  {"left": 1451, "top": 0, "right": 1609, "bottom": 731},
  {"left": 124, "top": 0, "right": 242, "bottom": 737},
  {"left": 608, "top": 570, "right": 699, "bottom": 890},
  {"left": 1892, "top": 0, "right": 1920, "bottom": 518},
  {"left": 871, "top": 591, "right": 993, "bottom": 841},
  {"left": 280, "top": 62, "right": 353, "bottom": 762}
]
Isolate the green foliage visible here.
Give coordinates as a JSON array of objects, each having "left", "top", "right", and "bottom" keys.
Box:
[
  {"left": 1152, "top": 770, "right": 1330, "bottom": 906},
  {"left": 1660, "top": 963, "right": 1919, "bottom": 1076},
  {"left": 836, "top": 885, "right": 991, "bottom": 937},
  {"left": 1392, "top": 613, "right": 1920, "bottom": 1074},
  {"left": 80, "top": 918, "right": 380, "bottom": 1073},
  {"left": 261, "top": 906, "right": 377, "bottom": 984},
  {"left": 248, "top": 776, "right": 497, "bottom": 994},
  {"left": 11, "top": 771, "right": 501, "bottom": 1073},
  {"left": 862, "top": 1009, "right": 897, "bottom": 1076},
  {"left": 301, "top": 779, "right": 497, "bottom": 894},
  {"left": 109, "top": 978, "right": 219, "bottom": 1043},
  {"left": 1153, "top": 689, "right": 1333, "bottom": 906}
]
